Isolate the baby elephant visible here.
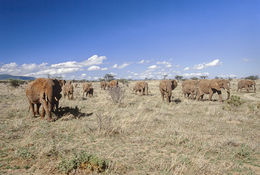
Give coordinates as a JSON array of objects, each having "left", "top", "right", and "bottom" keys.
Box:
[
  {"left": 63, "top": 81, "right": 74, "bottom": 100},
  {"left": 133, "top": 81, "right": 149, "bottom": 95},
  {"left": 83, "top": 83, "right": 94, "bottom": 97}
]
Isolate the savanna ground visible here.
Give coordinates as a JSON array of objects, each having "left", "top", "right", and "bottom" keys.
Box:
[{"left": 0, "top": 79, "right": 259, "bottom": 175}]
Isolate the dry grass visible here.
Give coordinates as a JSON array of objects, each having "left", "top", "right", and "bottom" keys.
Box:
[{"left": 0, "top": 80, "right": 259, "bottom": 175}]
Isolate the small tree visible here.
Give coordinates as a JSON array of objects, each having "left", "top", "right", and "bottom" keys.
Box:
[
  {"left": 200, "top": 76, "right": 208, "bottom": 79},
  {"left": 175, "top": 75, "right": 183, "bottom": 81},
  {"left": 104, "top": 74, "right": 115, "bottom": 81},
  {"left": 190, "top": 77, "right": 198, "bottom": 80},
  {"left": 163, "top": 74, "right": 168, "bottom": 79}
]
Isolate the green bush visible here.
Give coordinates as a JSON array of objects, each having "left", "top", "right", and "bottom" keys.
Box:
[
  {"left": 245, "top": 75, "right": 259, "bottom": 80},
  {"left": 118, "top": 79, "right": 129, "bottom": 86},
  {"left": 226, "top": 95, "right": 244, "bottom": 107},
  {"left": 9, "top": 79, "right": 23, "bottom": 88},
  {"left": 58, "top": 151, "right": 109, "bottom": 174}
]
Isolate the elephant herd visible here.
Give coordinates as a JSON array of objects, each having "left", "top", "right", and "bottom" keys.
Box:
[{"left": 25, "top": 78, "right": 256, "bottom": 121}]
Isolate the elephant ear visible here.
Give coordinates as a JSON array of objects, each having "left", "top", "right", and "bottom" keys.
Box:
[
  {"left": 172, "top": 80, "right": 177, "bottom": 89},
  {"left": 211, "top": 81, "right": 221, "bottom": 90}
]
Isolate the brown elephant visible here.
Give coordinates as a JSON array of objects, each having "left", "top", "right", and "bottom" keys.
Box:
[
  {"left": 182, "top": 80, "right": 199, "bottom": 99},
  {"left": 26, "top": 78, "right": 62, "bottom": 121},
  {"left": 63, "top": 81, "right": 74, "bottom": 100},
  {"left": 52, "top": 79, "right": 64, "bottom": 112},
  {"left": 107, "top": 80, "right": 118, "bottom": 88},
  {"left": 100, "top": 81, "right": 107, "bottom": 90},
  {"left": 159, "top": 80, "right": 178, "bottom": 103},
  {"left": 237, "top": 79, "right": 256, "bottom": 93},
  {"left": 133, "top": 81, "right": 149, "bottom": 95},
  {"left": 196, "top": 79, "right": 230, "bottom": 102},
  {"left": 83, "top": 83, "right": 94, "bottom": 97}
]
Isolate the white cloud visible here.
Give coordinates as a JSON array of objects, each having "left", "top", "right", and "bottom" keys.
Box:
[
  {"left": 156, "top": 61, "right": 172, "bottom": 68},
  {"left": 101, "top": 67, "right": 108, "bottom": 71},
  {"left": 118, "top": 63, "right": 129, "bottom": 69},
  {"left": 138, "top": 59, "right": 145, "bottom": 64},
  {"left": 0, "top": 55, "right": 107, "bottom": 78},
  {"left": 193, "top": 64, "right": 205, "bottom": 70},
  {"left": 193, "top": 59, "right": 221, "bottom": 70},
  {"left": 182, "top": 72, "right": 209, "bottom": 77},
  {"left": 156, "top": 61, "right": 169, "bottom": 65},
  {"left": 148, "top": 65, "right": 157, "bottom": 69},
  {"left": 205, "top": 59, "right": 220, "bottom": 67},
  {"left": 88, "top": 65, "right": 100, "bottom": 71},
  {"left": 138, "top": 59, "right": 150, "bottom": 64},
  {"left": 81, "top": 55, "right": 107, "bottom": 66},
  {"left": 112, "top": 63, "right": 130, "bottom": 69},
  {"left": 184, "top": 67, "right": 190, "bottom": 71},
  {"left": 81, "top": 73, "right": 86, "bottom": 77},
  {"left": 218, "top": 74, "right": 237, "bottom": 78},
  {"left": 112, "top": 64, "right": 118, "bottom": 68}
]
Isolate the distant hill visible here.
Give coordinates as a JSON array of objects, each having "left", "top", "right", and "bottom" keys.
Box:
[{"left": 0, "top": 74, "right": 35, "bottom": 80}]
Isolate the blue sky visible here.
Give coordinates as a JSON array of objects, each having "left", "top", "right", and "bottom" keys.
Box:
[{"left": 0, "top": 0, "right": 259, "bottom": 80}]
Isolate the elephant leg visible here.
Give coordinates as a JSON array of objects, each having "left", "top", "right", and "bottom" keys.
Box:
[
  {"left": 246, "top": 85, "right": 249, "bottom": 92},
  {"left": 226, "top": 90, "right": 230, "bottom": 100},
  {"left": 217, "top": 90, "right": 223, "bottom": 102},
  {"left": 196, "top": 92, "right": 201, "bottom": 101},
  {"left": 40, "top": 107, "right": 45, "bottom": 119},
  {"left": 36, "top": 103, "right": 41, "bottom": 116},
  {"left": 190, "top": 92, "right": 194, "bottom": 100},
  {"left": 209, "top": 89, "right": 214, "bottom": 101},
  {"left": 168, "top": 94, "right": 171, "bottom": 103},
  {"left": 55, "top": 100, "right": 59, "bottom": 112},
  {"left": 29, "top": 102, "right": 35, "bottom": 117},
  {"left": 161, "top": 91, "right": 164, "bottom": 101},
  {"left": 254, "top": 85, "right": 256, "bottom": 93},
  {"left": 41, "top": 99, "right": 51, "bottom": 120}
]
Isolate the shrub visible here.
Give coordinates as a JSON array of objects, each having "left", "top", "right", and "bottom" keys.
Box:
[
  {"left": 108, "top": 87, "right": 125, "bottom": 104},
  {"left": 245, "top": 75, "right": 259, "bottom": 80},
  {"left": 226, "top": 95, "right": 244, "bottom": 107},
  {"left": 58, "top": 151, "right": 109, "bottom": 174},
  {"left": 190, "top": 77, "right": 198, "bottom": 80},
  {"left": 9, "top": 79, "right": 23, "bottom": 88},
  {"left": 118, "top": 79, "right": 129, "bottom": 86}
]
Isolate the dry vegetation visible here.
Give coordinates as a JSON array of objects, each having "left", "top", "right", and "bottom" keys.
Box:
[{"left": 0, "top": 79, "right": 259, "bottom": 175}]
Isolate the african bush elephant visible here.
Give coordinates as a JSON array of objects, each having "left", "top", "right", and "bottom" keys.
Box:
[
  {"left": 182, "top": 80, "right": 199, "bottom": 99},
  {"left": 26, "top": 78, "right": 62, "bottom": 121},
  {"left": 196, "top": 79, "right": 230, "bottom": 102},
  {"left": 237, "top": 79, "right": 256, "bottom": 93},
  {"left": 133, "top": 81, "right": 148, "bottom": 95},
  {"left": 159, "top": 80, "right": 178, "bottom": 103},
  {"left": 100, "top": 81, "right": 107, "bottom": 90},
  {"left": 107, "top": 80, "right": 118, "bottom": 89},
  {"left": 83, "top": 83, "right": 94, "bottom": 97},
  {"left": 52, "top": 79, "right": 64, "bottom": 112},
  {"left": 63, "top": 81, "right": 74, "bottom": 100}
]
